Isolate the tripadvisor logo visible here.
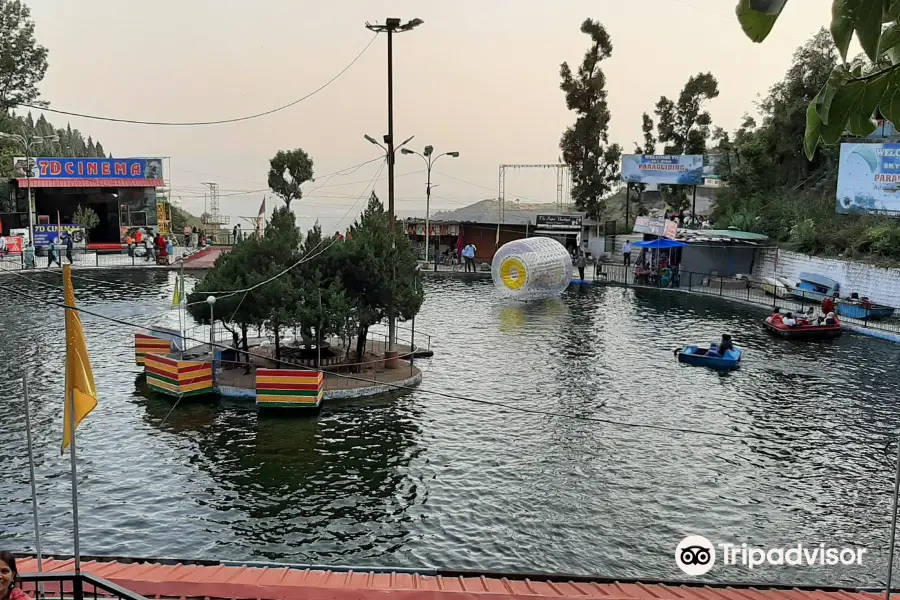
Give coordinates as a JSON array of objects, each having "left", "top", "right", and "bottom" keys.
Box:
[{"left": 675, "top": 536, "right": 867, "bottom": 576}]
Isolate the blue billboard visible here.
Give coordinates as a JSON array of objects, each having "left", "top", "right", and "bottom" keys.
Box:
[
  {"left": 12, "top": 157, "right": 163, "bottom": 180},
  {"left": 621, "top": 154, "right": 704, "bottom": 185},
  {"left": 837, "top": 143, "right": 900, "bottom": 214}
]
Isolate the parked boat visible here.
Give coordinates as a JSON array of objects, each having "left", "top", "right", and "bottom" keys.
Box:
[
  {"left": 759, "top": 276, "right": 791, "bottom": 298},
  {"left": 674, "top": 345, "right": 742, "bottom": 369},
  {"left": 791, "top": 272, "right": 840, "bottom": 303},
  {"left": 836, "top": 295, "right": 896, "bottom": 320},
  {"left": 764, "top": 311, "right": 842, "bottom": 339}
]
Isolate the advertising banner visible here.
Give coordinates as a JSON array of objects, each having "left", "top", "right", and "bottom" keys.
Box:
[
  {"left": 1, "top": 236, "right": 23, "bottom": 255},
  {"left": 13, "top": 157, "right": 163, "bottom": 180},
  {"left": 621, "top": 154, "right": 704, "bottom": 185},
  {"left": 32, "top": 224, "right": 85, "bottom": 247},
  {"left": 535, "top": 214, "right": 582, "bottom": 229},
  {"left": 836, "top": 143, "right": 900, "bottom": 214},
  {"left": 633, "top": 216, "right": 678, "bottom": 239}
]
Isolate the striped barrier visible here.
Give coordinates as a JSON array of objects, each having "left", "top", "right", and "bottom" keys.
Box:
[
  {"left": 256, "top": 368, "right": 324, "bottom": 409},
  {"left": 135, "top": 334, "right": 173, "bottom": 366},
  {"left": 145, "top": 353, "right": 214, "bottom": 397}
]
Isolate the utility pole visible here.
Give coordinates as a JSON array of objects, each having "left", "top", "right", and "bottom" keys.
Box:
[
  {"left": 364, "top": 17, "right": 423, "bottom": 358},
  {"left": 401, "top": 145, "right": 459, "bottom": 264}
]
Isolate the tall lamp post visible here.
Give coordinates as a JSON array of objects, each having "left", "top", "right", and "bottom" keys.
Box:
[
  {"left": 400, "top": 145, "right": 459, "bottom": 264},
  {"left": 0, "top": 133, "right": 59, "bottom": 245},
  {"left": 364, "top": 16, "right": 422, "bottom": 357}
]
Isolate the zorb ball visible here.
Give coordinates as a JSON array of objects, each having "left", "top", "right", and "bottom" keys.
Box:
[{"left": 491, "top": 237, "right": 573, "bottom": 301}]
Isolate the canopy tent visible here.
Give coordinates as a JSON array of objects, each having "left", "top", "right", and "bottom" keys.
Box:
[{"left": 632, "top": 238, "right": 687, "bottom": 249}]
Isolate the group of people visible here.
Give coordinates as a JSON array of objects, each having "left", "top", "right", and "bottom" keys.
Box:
[
  {"left": 778, "top": 308, "right": 837, "bottom": 327},
  {"left": 125, "top": 229, "right": 172, "bottom": 264}
]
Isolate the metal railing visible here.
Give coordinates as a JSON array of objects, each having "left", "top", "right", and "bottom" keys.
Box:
[
  {"left": 19, "top": 571, "right": 148, "bottom": 600},
  {"left": 0, "top": 246, "right": 204, "bottom": 271},
  {"left": 593, "top": 261, "right": 900, "bottom": 335}
]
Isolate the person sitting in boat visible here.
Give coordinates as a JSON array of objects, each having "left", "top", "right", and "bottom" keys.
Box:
[
  {"left": 705, "top": 334, "right": 734, "bottom": 357},
  {"left": 822, "top": 296, "right": 836, "bottom": 315},
  {"left": 782, "top": 312, "right": 798, "bottom": 327},
  {"left": 824, "top": 311, "right": 837, "bottom": 325}
]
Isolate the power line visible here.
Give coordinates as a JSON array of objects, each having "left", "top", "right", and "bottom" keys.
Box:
[
  {"left": 184, "top": 160, "right": 387, "bottom": 304},
  {"left": 15, "top": 34, "right": 378, "bottom": 126},
  {"left": 7, "top": 270, "right": 802, "bottom": 444}
]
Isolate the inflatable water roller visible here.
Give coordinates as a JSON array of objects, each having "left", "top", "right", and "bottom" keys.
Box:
[{"left": 491, "top": 237, "right": 573, "bottom": 301}]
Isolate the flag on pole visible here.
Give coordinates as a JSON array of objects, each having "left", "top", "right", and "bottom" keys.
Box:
[
  {"left": 172, "top": 275, "right": 183, "bottom": 308},
  {"left": 495, "top": 222, "right": 500, "bottom": 247},
  {"left": 62, "top": 264, "right": 98, "bottom": 454},
  {"left": 257, "top": 196, "right": 266, "bottom": 239}
]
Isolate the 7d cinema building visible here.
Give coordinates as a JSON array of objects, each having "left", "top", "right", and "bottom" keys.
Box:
[{"left": 7, "top": 156, "right": 165, "bottom": 248}]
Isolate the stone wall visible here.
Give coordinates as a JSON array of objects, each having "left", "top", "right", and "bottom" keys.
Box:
[{"left": 752, "top": 248, "right": 900, "bottom": 307}]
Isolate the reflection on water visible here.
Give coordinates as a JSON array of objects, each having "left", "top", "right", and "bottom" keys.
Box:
[{"left": 2, "top": 270, "right": 900, "bottom": 586}]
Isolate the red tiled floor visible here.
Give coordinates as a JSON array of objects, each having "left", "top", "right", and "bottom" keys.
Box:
[{"left": 15, "top": 557, "right": 887, "bottom": 600}]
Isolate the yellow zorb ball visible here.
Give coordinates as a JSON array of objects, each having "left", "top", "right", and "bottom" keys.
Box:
[{"left": 491, "top": 237, "right": 573, "bottom": 301}]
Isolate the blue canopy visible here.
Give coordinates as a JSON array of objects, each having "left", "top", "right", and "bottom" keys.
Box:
[{"left": 632, "top": 238, "right": 687, "bottom": 249}]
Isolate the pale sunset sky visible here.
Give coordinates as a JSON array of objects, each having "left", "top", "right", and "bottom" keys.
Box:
[{"left": 21, "top": 0, "right": 839, "bottom": 232}]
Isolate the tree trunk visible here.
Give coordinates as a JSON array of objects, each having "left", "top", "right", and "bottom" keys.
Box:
[
  {"left": 241, "top": 322, "right": 250, "bottom": 374},
  {"left": 355, "top": 324, "right": 369, "bottom": 369},
  {"left": 274, "top": 325, "right": 281, "bottom": 366}
]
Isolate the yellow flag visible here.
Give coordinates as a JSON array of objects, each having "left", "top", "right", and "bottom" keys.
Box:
[
  {"left": 62, "top": 264, "right": 98, "bottom": 454},
  {"left": 172, "top": 275, "right": 181, "bottom": 308}
]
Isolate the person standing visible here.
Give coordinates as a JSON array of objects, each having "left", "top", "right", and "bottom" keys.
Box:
[
  {"left": 622, "top": 240, "right": 632, "bottom": 267},
  {"left": 63, "top": 232, "right": 74, "bottom": 264},
  {"left": 47, "top": 239, "right": 60, "bottom": 268},
  {"left": 576, "top": 251, "right": 587, "bottom": 281}
]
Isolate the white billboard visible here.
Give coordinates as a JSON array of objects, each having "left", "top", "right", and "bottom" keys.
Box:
[{"left": 837, "top": 143, "right": 900, "bottom": 214}]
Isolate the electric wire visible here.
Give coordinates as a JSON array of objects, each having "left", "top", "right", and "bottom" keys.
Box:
[
  {"left": 184, "top": 159, "right": 387, "bottom": 305},
  {"left": 7, "top": 272, "right": 804, "bottom": 444},
  {"left": 15, "top": 34, "right": 378, "bottom": 126}
]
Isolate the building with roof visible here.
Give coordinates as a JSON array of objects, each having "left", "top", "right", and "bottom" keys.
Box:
[
  {"left": 7, "top": 156, "right": 165, "bottom": 249},
  {"left": 404, "top": 199, "right": 603, "bottom": 263}
]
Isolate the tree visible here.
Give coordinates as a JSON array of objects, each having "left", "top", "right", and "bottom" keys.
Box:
[
  {"left": 628, "top": 113, "right": 657, "bottom": 218},
  {"left": 736, "top": 0, "right": 900, "bottom": 158},
  {"left": 268, "top": 148, "right": 314, "bottom": 210},
  {"left": 559, "top": 18, "right": 622, "bottom": 220},
  {"left": 0, "top": 0, "right": 49, "bottom": 112},
  {"left": 72, "top": 204, "right": 99, "bottom": 243},
  {"left": 653, "top": 72, "right": 720, "bottom": 220}
]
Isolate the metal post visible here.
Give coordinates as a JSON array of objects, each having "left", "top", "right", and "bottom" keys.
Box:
[
  {"left": 885, "top": 433, "right": 900, "bottom": 600},
  {"left": 425, "top": 159, "right": 432, "bottom": 264},
  {"left": 625, "top": 183, "right": 630, "bottom": 232},
  {"left": 691, "top": 185, "right": 697, "bottom": 228},
  {"left": 26, "top": 142, "right": 34, "bottom": 246},
  {"left": 68, "top": 390, "right": 82, "bottom": 576},
  {"left": 386, "top": 24, "right": 396, "bottom": 354},
  {"left": 23, "top": 374, "right": 44, "bottom": 598}
]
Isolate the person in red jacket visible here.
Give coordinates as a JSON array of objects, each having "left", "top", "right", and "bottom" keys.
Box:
[
  {"left": 0, "top": 552, "right": 31, "bottom": 600},
  {"left": 822, "top": 296, "right": 836, "bottom": 315}
]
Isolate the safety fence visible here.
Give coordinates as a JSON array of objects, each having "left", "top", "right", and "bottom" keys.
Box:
[
  {"left": 593, "top": 262, "right": 900, "bottom": 335},
  {"left": 19, "top": 571, "right": 148, "bottom": 600},
  {"left": 0, "top": 245, "right": 216, "bottom": 271}
]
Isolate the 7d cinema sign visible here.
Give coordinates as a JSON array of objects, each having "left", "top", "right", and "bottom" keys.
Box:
[{"left": 13, "top": 157, "right": 163, "bottom": 180}]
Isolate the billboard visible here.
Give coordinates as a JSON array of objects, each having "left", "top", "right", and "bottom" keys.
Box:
[
  {"left": 836, "top": 143, "right": 900, "bottom": 214},
  {"left": 535, "top": 214, "right": 582, "bottom": 229},
  {"left": 621, "top": 154, "right": 704, "bottom": 185},
  {"left": 633, "top": 216, "right": 678, "bottom": 239},
  {"left": 32, "top": 224, "right": 86, "bottom": 246},
  {"left": 12, "top": 157, "right": 163, "bottom": 180}
]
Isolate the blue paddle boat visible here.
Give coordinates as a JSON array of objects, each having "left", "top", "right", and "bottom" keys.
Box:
[{"left": 674, "top": 344, "right": 743, "bottom": 370}]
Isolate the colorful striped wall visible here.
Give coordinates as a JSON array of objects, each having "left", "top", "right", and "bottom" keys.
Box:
[
  {"left": 145, "top": 354, "right": 214, "bottom": 397},
  {"left": 135, "top": 334, "right": 173, "bottom": 365},
  {"left": 256, "top": 368, "right": 324, "bottom": 409}
]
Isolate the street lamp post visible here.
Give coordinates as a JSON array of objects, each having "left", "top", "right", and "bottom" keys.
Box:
[
  {"left": 365, "top": 17, "right": 422, "bottom": 357},
  {"left": 0, "top": 133, "right": 59, "bottom": 245},
  {"left": 401, "top": 145, "right": 459, "bottom": 264}
]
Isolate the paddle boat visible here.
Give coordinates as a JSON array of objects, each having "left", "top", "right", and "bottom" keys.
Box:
[
  {"left": 763, "top": 309, "right": 841, "bottom": 339},
  {"left": 791, "top": 272, "right": 840, "bottom": 303},
  {"left": 836, "top": 294, "right": 896, "bottom": 321},
  {"left": 674, "top": 344, "right": 742, "bottom": 370}
]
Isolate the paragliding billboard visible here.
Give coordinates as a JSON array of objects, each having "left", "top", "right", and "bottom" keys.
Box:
[{"left": 836, "top": 143, "right": 900, "bottom": 214}]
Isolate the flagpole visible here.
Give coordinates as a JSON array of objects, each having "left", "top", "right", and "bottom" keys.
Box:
[
  {"left": 23, "top": 373, "right": 45, "bottom": 598},
  {"left": 68, "top": 389, "right": 82, "bottom": 575}
]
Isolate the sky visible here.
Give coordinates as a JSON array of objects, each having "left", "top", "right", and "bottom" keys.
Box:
[{"left": 21, "top": 0, "right": 838, "bottom": 233}]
